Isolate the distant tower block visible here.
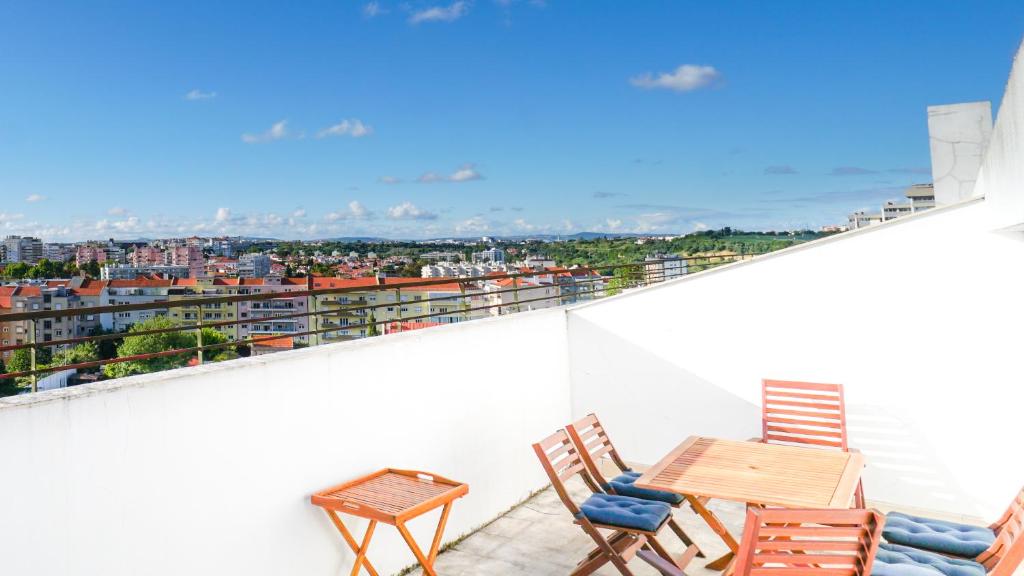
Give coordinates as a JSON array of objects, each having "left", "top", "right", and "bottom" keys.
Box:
[{"left": 927, "top": 101, "right": 993, "bottom": 205}]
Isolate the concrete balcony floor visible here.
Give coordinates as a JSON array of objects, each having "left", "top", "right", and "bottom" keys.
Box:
[{"left": 410, "top": 478, "right": 747, "bottom": 576}]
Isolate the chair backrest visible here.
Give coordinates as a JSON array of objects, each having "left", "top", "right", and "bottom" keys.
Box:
[
  {"left": 980, "top": 487, "right": 1024, "bottom": 576},
  {"left": 762, "top": 379, "right": 849, "bottom": 451},
  {"left": 566, "top": 413, "right": 631, "bottom": 489},
  {"left": 733, "top": 507, "right": 885, "bottom": 576},
  {"left": 532, "top": 429, "right": 602, "bottom": 515}
]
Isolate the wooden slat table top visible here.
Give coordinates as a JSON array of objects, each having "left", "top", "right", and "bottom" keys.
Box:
[
  {"left": 635, "top": 436, "right": 864, "bottom": 509},
  {"left": 311, "top": 469, "right": 469, "bottom": 524}
]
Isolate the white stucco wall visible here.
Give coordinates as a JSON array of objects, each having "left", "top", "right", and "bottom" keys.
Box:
[
  {"left": 977, "top": 43, "right": 1024, "bottom": 231},
  {"left": 928, "top": 101, "right": 992, "bottom": 205},
  {"left": 566, "top": 200, "right": 1024, "bottom": 520},
  {"left": 0, "top": 309, "right": 571, "bottom": 576}
]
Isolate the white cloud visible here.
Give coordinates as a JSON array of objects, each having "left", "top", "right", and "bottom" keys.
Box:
[
  {"left": 363, "top": 1, "right": 386, "bottom": 17},
  {"left": 25, "top": 194, "right": 46, "bottom": 203},
  {"left": 241, "top": 120, "right": 290, "bottom": 143},
  {"left": 416, "top": 164, "right": 484, "bottom": 183},
  {"left": 417, "top": 172, "right": 445, "bottom": 183},
  {"left": 379, "top": 176, "right": 402, "bottom": 184},
  {"left": 605, "top": 218, "right": 622, "bottom": 231},
  {"left": 449, "top": 164, "right": 483, "bottom": 182},
  {"left": 185, "top": 89, "right": 217, "bottom": 101},
  {"left": 325, "top": 201, "right": 373, "bottom": 222},
  {"left": 692, "top": 221, "right": 709, "bottom": 231},
  {"left": 317, "top": 118, "right": 373, "bottom": 138},
  {"left": 409, "top": 1, "right": 468, "bottom": 23},
  {"left": 387, "top": 201, "right": 437, "bottom": 220},
  {"left": 215, "top": 207, "right": 231, "bottom": 223},
  {"left": 348, "top": 200, "right": 368, "bottom": 219},
  {"left": 455, "top": 216, "right": 489, "bottom": 234},
  {"left": 630, "top": 64, "right": 721, "bottom": 92},
  {"left": 291, "top": 208, "right": 306, "bottom": 218},
  {"left": 107, "top": 207, "right": 127, "bottom": 216}
]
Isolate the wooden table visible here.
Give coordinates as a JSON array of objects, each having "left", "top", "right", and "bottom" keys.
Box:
[
  {"left": 635, "top": 436, "right": 865, "bottom": 571},
  {"left": 311, "top": 469, "right": 469, "bottom": 576}
]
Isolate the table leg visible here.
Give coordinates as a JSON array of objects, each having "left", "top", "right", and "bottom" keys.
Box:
[
  {"left": 397, "top": 520, "right": 440, "bottom": 576},
  {"left": 684, "top": 495, "right": 739, "bottom": 570},
  {"left": 325, "top": 510, "right": 380, "bottom": 576}
]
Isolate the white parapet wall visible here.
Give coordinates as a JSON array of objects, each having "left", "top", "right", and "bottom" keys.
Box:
[
  {"left": 566, "top": 199, "right": 1024, "bottom": 520},
  {"left": 0, "top": 309, "right": 571, "bottom": 576},
  {"left": 977, "top": 42, "right": 1024, "bottom": 231}
]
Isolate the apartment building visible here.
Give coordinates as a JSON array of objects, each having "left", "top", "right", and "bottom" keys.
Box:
[
  {"left": 238, "top": 254, "right": 271, "bottom": 278},
  {"left": 3, "top": 236, "right": 43, "bottom": 264},
  {"left": 168, "top": 245, "right": 204, "bottom": 279},
  {"left": 643, "top": 254, "right": 687, "bottom": 284},
  {"left": 421, "top": 261, "right": 508, "bottom": 278},
  {"left": 848, "top": 184, "right": 937, "bottom": 230},
  {"left": 482, "top": 277, "right": 560, "bottom": 316},
  {"left": 167, "top": 278, "right": 241, "bottom": 341},
  {"left": 102, "top": 264, "right": 190, "bottom": 280},
  {"left": 130, "top": 246, "right": 166, "bottom": 267},
  {"left": 471, "top": 247, "right": 506, "bottom": 264},
  {"left": 42, "top": 243, "right": 73, "bottom": 263},
  {"left": 311, "top": 277, "right": 487, "bottom": 343},
  {"left": 102, "top": 278, "right": 173, "bottom": 332},
  {"left": 235, "top": 277, "right": 310, "bottom": 345}
]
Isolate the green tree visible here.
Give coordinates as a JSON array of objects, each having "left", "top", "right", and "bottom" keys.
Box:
[
  {"left": 50, "top": 342, "right": 100, "bottom": 368},
  {"left": 366, "top": 310, "right": 380, "bottom": 337},
  {"left": 4, "top": 262, "right": 30, "bottom": 279},
  {"left": 0, "top": 357, "right": 20, "bottom": 397},
  {"left": 82, "top": 259, "right": 101, "bottom": 278},
  {"left": 102, "top": 317, "right": 196, "bottom": 379}
]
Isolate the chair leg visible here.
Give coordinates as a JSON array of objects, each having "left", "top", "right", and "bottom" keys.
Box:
[
  {"left": 854, "top": 480, "right": 866, "bottom": 508},
  {"left": 572, "top": 530, "right": 638, "bottom": 576},
  {"left": 668, "top": 517, "right": 705, "bottom": 558}
]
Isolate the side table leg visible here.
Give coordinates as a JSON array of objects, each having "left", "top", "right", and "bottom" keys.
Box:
[
  {"left": 325, "top": 510, "right": 380, "bottom": 576},
  {"left": 397, "top": 521, "right": 439, "bottom": 576}
]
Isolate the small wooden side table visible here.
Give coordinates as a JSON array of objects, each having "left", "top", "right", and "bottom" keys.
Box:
[{"left": 312, "top": 468, "right": 469, "bottom": 576}]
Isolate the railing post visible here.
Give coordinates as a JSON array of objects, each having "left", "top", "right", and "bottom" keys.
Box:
[
  {"left": 311, "top": 294, "right": 319, "bottom": 346},
  {"left": 394, "top": 288, "right": 403, "bottom": 333},
  {"left": 194, "top": 304, "right": 204, "bottom": 365},
  {"left": 512, "top": 277, "right": 521, "bottom": 314},
  {"left": 458, "top": 280, "right": 469, "bottom": 323},
  {"left": 28, "top": 319, "right": 37, "bottom": 393}
]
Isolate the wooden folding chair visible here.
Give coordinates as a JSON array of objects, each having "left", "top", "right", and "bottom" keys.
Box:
[
  {"left": 883, "top": 486, "right": 1024, "bottom": 567},
  {"left": 759, "top": 379, "right": 866, "bottom": 507},
  {"left": 566, "top": 413, "right": 705, "bottom": 559},
  {"left": 733, "top": 507, "right": 885, "bottom": 576},
  {"left": 533, "top": 429, "right": 695, "bottom": 576},
  {"left": 875, "top": 487, "right": 1024, "bottom": 576},
  {"left": 980, "top": 487, "right": 1024, "bottom": 575}
]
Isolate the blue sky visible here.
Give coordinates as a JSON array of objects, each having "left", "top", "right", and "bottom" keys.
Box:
[{"left": 1, "top": 1, "right": 1023, "bottom": 241}]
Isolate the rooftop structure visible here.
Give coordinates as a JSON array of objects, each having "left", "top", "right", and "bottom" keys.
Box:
[{"left": 2, "top": 40, "right": 1024, "bottom": 576}]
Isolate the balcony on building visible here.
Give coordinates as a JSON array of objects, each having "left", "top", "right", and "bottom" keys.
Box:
[{"left": 4, "top": 42, "right": 1024, "bottom": 576}]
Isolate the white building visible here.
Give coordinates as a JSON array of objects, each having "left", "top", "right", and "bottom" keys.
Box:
[
  {"left": 643, "top": 254, "right": 687, "bottom": 283},
  {"left": 238, "top": 254, "right": 272, "bottom": 278},
  {"left": 2, "top": 236, "right": 43, "bottom": 264},
  {"left": 421, "top": 261, "right": 509, "bottom": 278},
  {"left": 471, "top": 247, "right": 505, "bottom": 264},
  {"left": 101, "top": 264, "right": 190, "bottom": 280}
]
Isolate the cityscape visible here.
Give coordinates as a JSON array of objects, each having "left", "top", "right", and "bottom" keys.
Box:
[{"left": 2, "top": 3, "right": 1023, "bottom": 576}]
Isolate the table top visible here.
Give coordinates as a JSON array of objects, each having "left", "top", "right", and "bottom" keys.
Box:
[
  {"left": 634, "top": 436, "right": 864, "bottom": 508},
  {"left": 311, "top": 468, "right": 469, "bottom": 524}
]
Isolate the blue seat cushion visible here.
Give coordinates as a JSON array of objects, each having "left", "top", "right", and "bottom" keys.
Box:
[
  {"left": 609, "top": 471, "right": 685, "bottom": 505},
  {"left": 883, "top": 511, "right": 995, "bottom": 558},
  {"left": 872, "top": 543, "right": 987, "bottom": 576},
  {"left": 579, "top": 493, "right": 672, "bottom": 533}
]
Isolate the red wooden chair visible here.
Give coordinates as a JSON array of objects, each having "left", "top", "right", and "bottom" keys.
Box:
[
  {"left": 566, "top": 413, "right": 705, "bottom": 558},
  {"left": 733, "top": 507, "right": 885, "bottom": 576},
  {"left": 759, "top": 379, "right": 866, "bottom": 507},
  {"left": 980, "top": 487, "right": 1024, "bottom": 574},
  {"left": 532, "top": 429, "right": 695, "bottom": 576}
]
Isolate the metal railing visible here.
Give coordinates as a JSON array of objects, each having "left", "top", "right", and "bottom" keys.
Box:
[{"left": 0, "top": 253, "right": 759, "bottom": 390}]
